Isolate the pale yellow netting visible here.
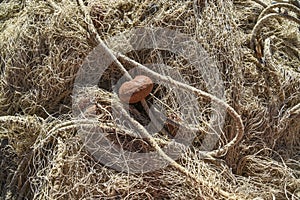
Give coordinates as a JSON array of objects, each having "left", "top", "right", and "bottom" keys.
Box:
[{"left": 0, "top": 0, "right": 299, "bottom": 199}]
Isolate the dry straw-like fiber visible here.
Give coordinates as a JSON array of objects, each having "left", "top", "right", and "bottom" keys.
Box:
[{"left": 0, "top": 0, "right": 299, "bottom": 199}]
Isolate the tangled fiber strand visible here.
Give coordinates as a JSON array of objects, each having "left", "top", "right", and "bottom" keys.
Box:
[
  {"left": 192, "top": 0, "right": 247, "bottom": 170},
  {"left": 0, "top": 0, "right": 300, "bottom": 199},
  {"left": 78, "top": 0, "right": 245, "bottom": 157},
  {"left": 237, "top": 154, "right": 300, "bottom": 199},
  {"left": 0, "top": 115, "right": 44, "bottom": 199},
  {"left": 50, "top": 1, "right": 245, "bottom": 198},
  {"left": 233, "top": 0, "right": 300, "bottom": 198},
  {"left": 257, "top": 2, "right": 300, "bottom": 20},
  {"left": 117, "top": 53, "right": 244, "bottom": 157},
  {"left": 0, "top": 0, "right": 92, "bottom": 117},
  {"left": 251, "top": 14, "right": 300, "bottom": 51},
  {"left": 246, "top": 0, "right": 300, "bottom": 158}
]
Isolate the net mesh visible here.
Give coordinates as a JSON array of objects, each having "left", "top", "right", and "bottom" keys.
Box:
[{"left": 0, "top": 0, "right": 300, "bottom": 199}]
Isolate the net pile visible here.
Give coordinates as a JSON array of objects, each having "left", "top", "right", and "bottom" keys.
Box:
[{"left": 0, "top": 0, "right": 299, "bottom": 199}]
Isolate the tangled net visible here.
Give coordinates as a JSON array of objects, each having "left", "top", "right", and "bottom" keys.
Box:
[{"left": 0, "top": 0, "right": 299, "bottom": 199}]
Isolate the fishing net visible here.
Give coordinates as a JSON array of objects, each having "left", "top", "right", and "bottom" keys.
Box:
[{"left": 0, "top": 0, "right": 299, "bottom": 199}]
